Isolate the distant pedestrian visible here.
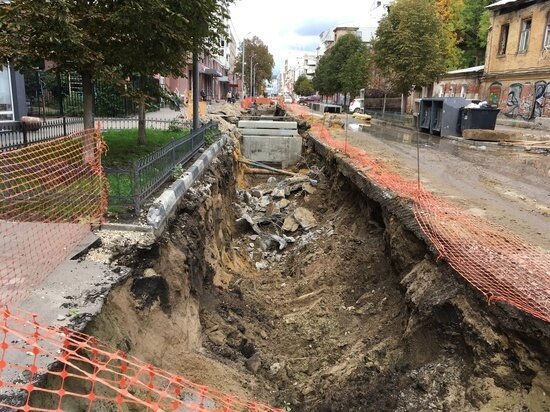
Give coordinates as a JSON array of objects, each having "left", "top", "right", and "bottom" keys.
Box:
[
  {"left": 227, "top": 90, "right": 232, "bottom": 103},
  {"left": 200, "top": 89, "right": 207, "bottom": 101}
]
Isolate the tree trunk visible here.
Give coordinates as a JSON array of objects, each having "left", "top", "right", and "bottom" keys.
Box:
[
  {"left": 137, "top": 99, "right": 146, "bottom": 145},
  {"left": 82, "top": 72, "right": 94, "bottom": 129}
]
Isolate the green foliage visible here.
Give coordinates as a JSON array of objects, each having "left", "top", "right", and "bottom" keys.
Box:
[
  {"left": 313, "top": 34, "right": 369, "bottom": 99},
  {"left": 234, "top": 36, "right": 275, "bottom": 96},
  {"left": 0, "top": 0, "right": 233, "bottom": 135},
  {"left": 373, "top": 0, "right": 452, "bottom": 95},
  {"left": 455, "top": 0, "right": 493, "bottom": 66},
  {"left": 294, "top": 74, "right": 315, "bottom": 96}
]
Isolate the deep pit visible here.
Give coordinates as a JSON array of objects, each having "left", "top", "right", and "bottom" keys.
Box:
[{"left": 32, "top": 125, "right": 550, "bottom": 411}]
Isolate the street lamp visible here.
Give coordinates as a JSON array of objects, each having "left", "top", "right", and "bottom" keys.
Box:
[
  {"left": 249, "top": 55, "right": 255, "bottom": 97},
  {"left": 252, "top": 62, "right": 259, "bottom": 97},
  {"left": 241, "top": 32, "right": 251, "bottom": 99}
]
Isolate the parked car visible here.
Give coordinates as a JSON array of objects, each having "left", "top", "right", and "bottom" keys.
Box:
[
  {"left": 349, "top": 98, "right": 364, "bottom": 113},
  {"left": 283, "top": 94, "right": 293, "bottom": 104},
  {"left": 298, "top": 95, "right": 321, "bottom": 105}
]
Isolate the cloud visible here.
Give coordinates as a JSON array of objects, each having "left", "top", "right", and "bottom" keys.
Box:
[{"left": 294, "top": 20, "right": 338, "bottom": 37}]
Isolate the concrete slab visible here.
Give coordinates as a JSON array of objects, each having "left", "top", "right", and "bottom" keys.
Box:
[
  {"left": 242, "top": 135, "right": 302, "bottom": 168},
  {"left": 238, "top": 120, "right": 297, "bottom": 129},
  {"left": 0, "top": 244, "right": 124, "bottom": 407},
  {"left": 463, "top": 129, "right": 524, "bottom": 142},
  {"left": 239, "top": 128, "right": 298, "bottom": 136}
]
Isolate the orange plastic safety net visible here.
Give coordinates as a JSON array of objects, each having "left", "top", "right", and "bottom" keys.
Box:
[
  {"left": 289, "top": 105, "right": 549, "bottom": 323},
  {"left": 0, "top": 308, "right": 282, "bottom": 411},
  {"left": 0, "top": 128, "right": 108, "bottom": 306}
]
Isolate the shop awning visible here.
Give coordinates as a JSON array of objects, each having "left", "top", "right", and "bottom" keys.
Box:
[{"left": 204, "top": 68, "right": 223, "bottom": 77}]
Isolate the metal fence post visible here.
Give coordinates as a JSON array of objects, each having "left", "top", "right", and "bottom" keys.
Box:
[
  {"left": 133, "top": 161, "right": 141, "bottom": 214},
  {"left": 171, "top": 138, "right": 176, "bottom": 167}
]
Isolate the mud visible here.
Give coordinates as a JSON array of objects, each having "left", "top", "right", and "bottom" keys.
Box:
[{"left": 32, "top": 129, "right": 550, "bottom": 411}]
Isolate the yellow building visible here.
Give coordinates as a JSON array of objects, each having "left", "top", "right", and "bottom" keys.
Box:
[{"left": 482, "top": 0, "right": 550, "bottom": 120}]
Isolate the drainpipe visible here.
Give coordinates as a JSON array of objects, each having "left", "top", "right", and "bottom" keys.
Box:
[{"left": 192, "top": 51, "right": 200, "bottom": 130}]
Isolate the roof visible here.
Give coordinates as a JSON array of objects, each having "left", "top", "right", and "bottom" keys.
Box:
[
  {"left": 446, "top": 65, "right": 484, "bottom": 75},
  {"left": 487, "top": 0, "right": 536, "bottom": 11}
]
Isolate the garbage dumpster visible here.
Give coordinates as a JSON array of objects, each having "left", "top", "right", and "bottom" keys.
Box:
[
  {"left": 418, "top": 97, "right": 471, "bottom": 137},
  {"left": 459, "top": 107, "right": 500, "bottom": 134}
]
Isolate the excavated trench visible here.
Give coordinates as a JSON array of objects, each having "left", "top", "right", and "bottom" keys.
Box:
[{"left": 34, "top": 128, "right": 550, "bottom": 411}]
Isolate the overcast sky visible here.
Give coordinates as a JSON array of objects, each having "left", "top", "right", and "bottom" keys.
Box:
[{"left": 229, "top": 0, "right": 380, "bottom": 74}]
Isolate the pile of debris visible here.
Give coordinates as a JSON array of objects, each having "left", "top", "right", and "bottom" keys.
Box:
[{"left": 235, "top": 172, "right": 323, "bottom": 270}]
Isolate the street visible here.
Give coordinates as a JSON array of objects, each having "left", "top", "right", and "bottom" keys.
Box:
[{"left": 293, "top": 107, "right": 550, "bottom": 250}]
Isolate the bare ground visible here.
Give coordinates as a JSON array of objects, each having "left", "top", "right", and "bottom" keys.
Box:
[{"left": 61, "top": 140, "right": 550, "bottom": 412}]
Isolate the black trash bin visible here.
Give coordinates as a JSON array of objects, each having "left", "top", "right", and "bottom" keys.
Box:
[{"left": 459, "top": 107, "right": 500, "bottom": 135}]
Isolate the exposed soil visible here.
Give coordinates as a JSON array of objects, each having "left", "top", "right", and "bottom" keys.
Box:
[{"left": 33, "top": 129, "right": 550, "bottom": 411}]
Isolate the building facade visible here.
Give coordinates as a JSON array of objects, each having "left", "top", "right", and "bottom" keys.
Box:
[
  {"left": 0, "top": 64, "right": 27, "bottom": 125},
  {"left": 482, "top": 0, "right": 550, "bottom": 119},
  {"left": 434, "top": 65, "right": 484, "bottom": 101}
]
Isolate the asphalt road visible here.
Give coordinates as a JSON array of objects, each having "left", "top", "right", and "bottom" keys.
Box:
[{"left": 326, "top": 120, "right": 550, "bottom": 250}]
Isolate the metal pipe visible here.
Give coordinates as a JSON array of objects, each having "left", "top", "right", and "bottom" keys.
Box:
[{"left": 250, "top": 55, "right": 254, "bottom": 97}]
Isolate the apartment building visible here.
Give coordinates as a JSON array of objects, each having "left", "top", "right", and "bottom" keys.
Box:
[{"left": 482, "top": 0, "right": 550, "bottom": 119}]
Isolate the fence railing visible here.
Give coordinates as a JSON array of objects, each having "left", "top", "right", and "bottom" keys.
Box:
[
  {"left": 0, "top": 118, "right": 85, "bottom": 152},
  {"left": 0, "top": 117, "right": 191, "bottom": 151},
  {"left": 106, "top": 121, "right": 220, "bottom": 213}
]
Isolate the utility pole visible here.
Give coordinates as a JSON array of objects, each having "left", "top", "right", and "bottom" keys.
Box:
[
  {"left": 241, "top": 32, "right": 251, "bottom": 99},
  {"left": 250, "top": 55, "right": 254, "bottom": 97},
  {"left": 253, "top": 62, "right": 259, "bottom": 97},
  {"left": 192, "top": 51, "right": 200, "bottom": 130}
]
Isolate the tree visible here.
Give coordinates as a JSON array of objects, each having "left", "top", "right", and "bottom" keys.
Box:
[
  {"left": 99, "top": 0, "right": 233, "bottom": 144},
  {"left": 455, "top": 0, "right": 492, "bottom": 67},
  {"left": 312, "top": 34, "right": 369, "bottom": 104},
  {"left": 0, "top": 0, "right": 105, "bottom": 128},
  {"left": 373, "top": 0, "right": 453, "bottom": 110},
  {"left": 0, "top": 0, "right": 233, "bottom": 142},
  {"left": 294, "top": 74, "right": 314, "bottom": 96},
  {"left": 339, "top": 45, "right": 369, "bottom": 101},
  {"left": 234, "top": 36, "right": 274, "bottom": 97}
]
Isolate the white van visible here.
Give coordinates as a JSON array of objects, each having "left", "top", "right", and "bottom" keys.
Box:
[{"left": 349, "top": 98, "right": 364, "bottom": 113}]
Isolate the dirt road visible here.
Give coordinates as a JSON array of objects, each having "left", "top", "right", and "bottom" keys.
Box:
[{"left": 325, "top": 121, "right": 550, "bottom": 250}]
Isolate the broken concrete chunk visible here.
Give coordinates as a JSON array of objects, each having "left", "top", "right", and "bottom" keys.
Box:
[
  {"left": 265, "top": 203, "right": 281, "bottom": 217},
  {"left": 294, "top": 207, "right": 317, "bottom": 230},
  {"left": 143, "top": 268, "right": 158, "bottom": 278},
  {"left": 267, "top": 176, "right": 277, "bottom": 184},
  {"left": 250, "top": 189, "right": 262, "bottom": 198},
  {"left": 259, "top": 195, "right": 271, "bottom": 208},
  {"left": 271, "top": 188, "right": 286, "bottom": 198},
  {"left": 282, "top": 215, "right": 300, "bottom": 232},
  {"left": 278, "top": 199, "right": 290, "bottom": 209},
  {"left": 302, "top": 183, "right": 317, "bottom": 194},
  {"left": 255, "top": 260, "right": 269, "bottom": 270}
]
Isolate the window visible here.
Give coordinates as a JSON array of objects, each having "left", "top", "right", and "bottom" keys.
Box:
[
  {"left": 498, "top": 24, "right": 509, "bottom": 55},
  {"left": 544, "top": 14, "right": 550, "bottom": 49},
  {"left": 518, "top": 19, "right": 531, "bottom": 53},
  {"left": 0, "top": 65, "right": 14, "bottom": 122}
]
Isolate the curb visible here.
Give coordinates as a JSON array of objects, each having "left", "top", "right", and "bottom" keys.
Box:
[{"left": 146, "top": 134, "right": 228, "bottom": 237}]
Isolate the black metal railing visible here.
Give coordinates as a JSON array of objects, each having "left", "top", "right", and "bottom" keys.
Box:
[
  {"left": 106, "top": 121, "right": 220, "bottom": 213},
  {"left": 0, "top": 118, "right": 85, "bottom": 152},
  {"left": 0, "top": 117, "right": 191, "bottom": 151}
]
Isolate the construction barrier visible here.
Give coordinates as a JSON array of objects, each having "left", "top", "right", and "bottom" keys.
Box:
[
  {"left": 291, "top": 107, "right": 549, "bottom": 323},
  {"left": 0, "top": 308, "right": 282, "bottom": 411},
  {"left": 0, "top": 128, "right": 108, "bottom": 306}
]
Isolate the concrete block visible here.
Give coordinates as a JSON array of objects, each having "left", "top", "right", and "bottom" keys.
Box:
[
  {"left": 242, "top": 135, "right": 302, "bottom": 168},
  {"left": 534, "top": 117, "right": 550, "bottom": 130},
  {"left": 463, "top": 129, "right": 524, "bottom": 142},
  {"left": 238, "top": 120, "right": 297, "bottom": 129},
  {"left": 240, "top": 128, "right": 298, "bottom": 137}
]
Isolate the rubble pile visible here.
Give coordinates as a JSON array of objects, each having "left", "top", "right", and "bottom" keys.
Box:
[{"left": 234, "top": 172, "right": 325, "bottom": 271}]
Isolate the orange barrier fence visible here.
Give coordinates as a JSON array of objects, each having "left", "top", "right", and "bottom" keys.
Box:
[
  {"left": 0, "top": 308, "right": 282, "bottom": 411},
  {"left": 241, "top": 97, "right": 277, "bottom": 110},
  {"left": 0, "top": 128, "right": 108, "bottom": 306},
  {"left": 301, "top": 115, "right": 550, "bottom": 323}
]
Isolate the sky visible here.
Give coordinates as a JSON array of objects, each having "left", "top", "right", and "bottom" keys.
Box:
[{"left": 229, "top": 0, "right": 381, "bottom": 74}]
